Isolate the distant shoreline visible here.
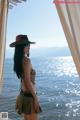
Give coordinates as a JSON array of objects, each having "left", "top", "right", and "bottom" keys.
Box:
[{"left": 5, "top": 47, "right": 71, "bottom": 59}]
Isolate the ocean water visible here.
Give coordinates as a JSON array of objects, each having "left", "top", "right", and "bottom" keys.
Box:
[{"left": 0, "top": 56, "right": 80, "bottom": 120}]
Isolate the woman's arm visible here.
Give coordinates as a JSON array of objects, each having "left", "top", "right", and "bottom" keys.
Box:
[{"left": 22, "top": 58, "right": 36, "bottom": 98}]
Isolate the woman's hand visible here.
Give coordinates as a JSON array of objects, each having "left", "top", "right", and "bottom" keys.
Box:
[{"left": 33, "top": 96, "right": 40, "bottom": 113}]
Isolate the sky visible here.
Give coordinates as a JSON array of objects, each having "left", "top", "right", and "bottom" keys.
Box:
[{"left": 6, "top": 0, "right": 68, "bottom": 58}]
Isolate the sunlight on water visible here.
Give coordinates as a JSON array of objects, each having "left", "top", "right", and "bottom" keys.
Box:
[
  {"left": 34, "top": 56, "right": 80, "bottom": 119},
  {"left": 40, "top": 56, "right": 78, "bottom": 77},
  {"left": 65, "top": 101, "right": 80, "bottom": 117},
  {"left": 53, "top": 56, "right": 77, "bottom": 77}
]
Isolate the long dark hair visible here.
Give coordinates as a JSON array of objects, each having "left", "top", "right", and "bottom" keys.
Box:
[{"left": 13, "top": 44, "right": 27, "bottom": 79}]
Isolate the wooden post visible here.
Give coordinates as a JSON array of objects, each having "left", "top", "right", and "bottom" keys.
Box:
[{"left": 0, "top": 0, "right": 9, "bottom": 93}]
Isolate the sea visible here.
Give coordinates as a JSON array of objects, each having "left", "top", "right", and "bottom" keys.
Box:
[{"left": 0, "top": 56, "right": 80, "bottom": 120}]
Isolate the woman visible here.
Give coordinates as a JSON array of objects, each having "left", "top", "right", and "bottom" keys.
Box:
[{"left": 9, "top": 34, "right": 42, "bottom": 120}]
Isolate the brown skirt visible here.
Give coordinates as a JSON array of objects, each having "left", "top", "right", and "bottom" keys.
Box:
[{"left": 15, "top": 90, "right": 42, "bottom": 115}]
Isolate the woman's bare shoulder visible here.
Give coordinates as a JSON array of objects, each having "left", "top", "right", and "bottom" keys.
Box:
[{"left": 22, "top": 57, "right": 31, "bottom": 66}]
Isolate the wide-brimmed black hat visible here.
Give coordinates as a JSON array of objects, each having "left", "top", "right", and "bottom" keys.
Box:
[{"left": 9, "top": 34, "right": 35, "bottom": 47}]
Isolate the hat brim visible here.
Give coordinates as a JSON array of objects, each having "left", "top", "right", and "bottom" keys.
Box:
[{"left": 9, "top": 41, "right": 35, "bottom": 47}]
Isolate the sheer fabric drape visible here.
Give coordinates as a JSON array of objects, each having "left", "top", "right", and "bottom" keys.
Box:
[
  {"left": 54, "top": 0, "right": 80, "bottom": 76},
  {"left": 0, "top": 0, "right": 8, "bottom": 93}
]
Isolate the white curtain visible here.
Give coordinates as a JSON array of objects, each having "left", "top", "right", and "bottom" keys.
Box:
[
  {"left": 0, "top": 0, "right": 8, "bottom": 93},
  {"left": 54, "top": 0, "right": 80, "bottom": 76}
]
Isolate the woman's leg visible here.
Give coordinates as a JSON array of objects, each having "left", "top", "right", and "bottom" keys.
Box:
[
  {"left": 23, "top": 113, "right": 38, "bottom": 120},
  {"left": 30, "top": 113, "right": 38, "bottom": 120},
  {"left": 23, "top": 114, "right": 30, "bottom": 120}
]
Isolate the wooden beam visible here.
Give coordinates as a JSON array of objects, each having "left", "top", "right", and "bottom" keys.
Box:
[{"left": 9, "top": 0, "right": 26, "bottom": 8}]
